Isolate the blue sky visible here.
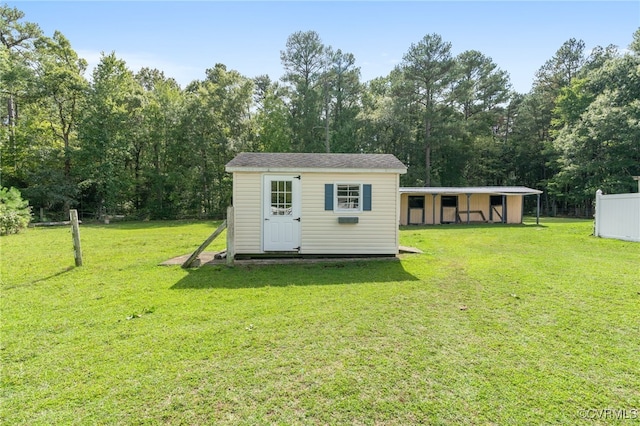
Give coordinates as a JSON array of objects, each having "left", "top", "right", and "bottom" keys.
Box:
[{"left": 9, "top": 1, "right": 640, "bottom": 93}]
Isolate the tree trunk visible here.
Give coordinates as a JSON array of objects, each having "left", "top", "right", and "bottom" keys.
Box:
[
  {"left": 324, "top": 79, "right": 330, "bottom": 153},
  {"left": 63, "top": 134, "right": 71, "bottom": 177},
  {"left": 8, "top": 94, "right": 17, "bottom": 170},
  {"left": 424, "top": 118, "right": 432, "bottom": 187},
  {"left": 154, "top": 140, "right": 163, "bottom": 215}
]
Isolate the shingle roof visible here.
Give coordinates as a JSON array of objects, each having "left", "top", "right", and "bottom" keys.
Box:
[
  {"left": 226, "top": 152, "right": 407, "bottom": 173},
  {"left": 400, "top": 186, "right": 543, "bottom": 195}
]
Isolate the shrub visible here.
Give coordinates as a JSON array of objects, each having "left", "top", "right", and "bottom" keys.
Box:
[{"left": 0, "top": 187, "right": 32, "bottom": 235}]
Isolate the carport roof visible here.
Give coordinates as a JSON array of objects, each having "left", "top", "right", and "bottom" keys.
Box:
[{"left": 400, "top": 186, "right": 543, "bottom": 195}]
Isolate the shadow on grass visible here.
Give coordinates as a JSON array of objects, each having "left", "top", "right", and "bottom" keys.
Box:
[
  {"left": 33, "top": 266, "right": 76, "bottom": 283},
  {"left": 171, "top": 259, "right": 419, "bottom": 289},
  {"left": 4, "top": 266, "right": 75, "bottom": 290},
  {"left": 533, "top": 217, "right": 593, "bottom": 224}
]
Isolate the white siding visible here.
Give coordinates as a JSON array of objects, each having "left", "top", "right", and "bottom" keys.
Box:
[
  {"left": 300, "top": 172, "right": 399, "bottom": 255},
  {"left": 595, "top": 192, "right": 640, "bottom": 242},
  {"left": 232, "top": 172, "right": 262, "bottom": 253}
]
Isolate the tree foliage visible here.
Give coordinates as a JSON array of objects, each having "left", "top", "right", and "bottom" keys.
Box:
[
  {"left": 0, "top": 186, "right": 31, "bottom": 235},
  {"left": 2, "top": 5, "right": 637, "bottom": 220},
  {"left": 396, "top": 33, "right": 455, "bottom": 186},
  {"left": 551, "top": 52, "right": 640, "bottom": 205}
]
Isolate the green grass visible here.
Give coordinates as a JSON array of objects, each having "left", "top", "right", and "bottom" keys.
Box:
[{"left": 1, "top": 219, "right": 639, "bottom": 424}]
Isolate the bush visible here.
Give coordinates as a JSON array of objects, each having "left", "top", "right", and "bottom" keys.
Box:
[{"left": 0, "top": 187, "right": 32, "bottom": 235}]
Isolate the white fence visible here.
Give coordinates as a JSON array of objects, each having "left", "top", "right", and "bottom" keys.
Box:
[{"left": 594, "top": 190, "right": 640, "bottom": 242}]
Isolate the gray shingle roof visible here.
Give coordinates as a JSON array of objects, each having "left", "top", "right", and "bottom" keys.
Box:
[{"left": 226, "top": 152, "right": 407, "bottom": 173}]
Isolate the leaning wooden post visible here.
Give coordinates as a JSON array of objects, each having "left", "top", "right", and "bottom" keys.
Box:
[
  {"left": 70, "top": 209, "right": 83, "bottom": 267},
  {"left": 182, "top": 220, "right": 227, "bottom": 269},
  {"left": 226, "top": 206, "right": 235, "bottom": 266}
]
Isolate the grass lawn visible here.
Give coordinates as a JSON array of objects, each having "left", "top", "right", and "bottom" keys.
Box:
[{"left": 1, "top": 218, "right": 639, "bottom": 424}]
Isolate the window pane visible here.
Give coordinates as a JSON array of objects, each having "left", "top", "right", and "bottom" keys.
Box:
[{"left": 336, "top": 184, "right": 360, "bottom": 210}]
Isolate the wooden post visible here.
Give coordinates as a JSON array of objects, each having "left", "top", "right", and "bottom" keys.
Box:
[
  {"left": 466, "top": 193, "right": 471, "bottom": 225},
  {"left": 70, "top": 209, "right": 83, "bottom": 267},
  {"left": 226, "top": 206, "right": 235, "bottom": 266},
  {"left": 182, "top": 220, "right": 227, "bottom": 269},
  {"left": 432, "top": 193, "right": 437, "bottom": 225}
]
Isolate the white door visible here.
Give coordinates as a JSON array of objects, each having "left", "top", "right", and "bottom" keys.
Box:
[{"left": 263, "top": 175, "right": 301, "bottom": 251}]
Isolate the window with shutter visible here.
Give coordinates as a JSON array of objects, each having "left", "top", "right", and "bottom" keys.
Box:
[{"left": 324, "top": 183, "right": 372, "bottom": 212}]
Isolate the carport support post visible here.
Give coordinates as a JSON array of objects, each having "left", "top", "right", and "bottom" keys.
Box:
[
  {"left": 432, "top": 194, "right": 437, "bottom": 225},
  {"left": 466, "top": 193, "right": 471, "bottom": 224},
  {"left": 536, "top": 193, "right": 541, "bottom": 225},
  {"left": 226, "top": 206, "right": 235, "bottom": 266}
]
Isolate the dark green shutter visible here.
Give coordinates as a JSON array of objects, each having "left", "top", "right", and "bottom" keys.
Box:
[
  {"left": 325, "top": 184, "right": 334, "bottom": 210},
  {"left": 363, "top": 184, "right": 372, "bottom": 211}
]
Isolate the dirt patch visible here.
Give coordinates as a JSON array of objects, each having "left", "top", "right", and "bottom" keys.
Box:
[{"left": 159, "top": 251, "right": 223, "bottom": 266}]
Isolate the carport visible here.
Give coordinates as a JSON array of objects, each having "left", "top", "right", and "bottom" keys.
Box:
[{"left": 399, "top": 187, "right": 543, "bottom": 225}]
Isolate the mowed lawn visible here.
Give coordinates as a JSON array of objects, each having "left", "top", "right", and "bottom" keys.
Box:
[{"left": 1, "top": 219, "right": 638, "bottom": 425}]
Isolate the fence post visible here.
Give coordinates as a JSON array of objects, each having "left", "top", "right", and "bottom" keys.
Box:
[
  {"left": 594, "top": 189, "right": 602, "bottom": 237},
  {"left": 70, "top": 209, "right": 83, "bottom": 266},
  {"left": 226, "top": 206, "right": 235, "bottom": 266}
]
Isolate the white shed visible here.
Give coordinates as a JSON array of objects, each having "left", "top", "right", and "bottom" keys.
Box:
[{"left": 225, "top": 152, "right": 407, "bottom": 257}]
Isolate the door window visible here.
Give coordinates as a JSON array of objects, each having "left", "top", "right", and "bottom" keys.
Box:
[{"left": 270, "top": 180, "right": 292, "bottom": 216}]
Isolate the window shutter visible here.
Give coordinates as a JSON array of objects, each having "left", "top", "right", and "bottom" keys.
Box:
[
  {"left": 363, "top": 184, "right": 372, "bottom": 211},
  {"left": 325, "top": 184, "right": 334, "bottom": 210}
]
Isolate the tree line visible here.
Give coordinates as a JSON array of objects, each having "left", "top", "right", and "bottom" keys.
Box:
[{"left": 2, "top": 5, "right": 639, "bottom": 221}]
